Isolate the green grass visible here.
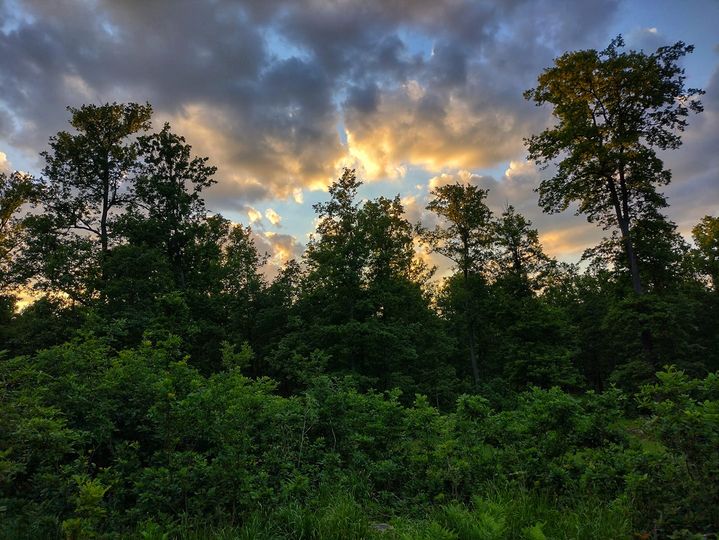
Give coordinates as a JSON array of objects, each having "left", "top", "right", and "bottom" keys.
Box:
[{"left": 162, "top": 485, "right": 632, "bottom": 540}]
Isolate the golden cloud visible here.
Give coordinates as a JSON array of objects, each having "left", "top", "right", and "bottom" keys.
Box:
[
  {"left": 163, "top": 103, "right": 345, "bottom": 204},
  {"left": 428, "top": 169, "right": 481, "bottom": 190},
  {"left": 246, "top": 206, "right": 263, "bottom": 223},
  {"left": 539, "top": 224, "right": 603, "bottom": 260},
  {"left": 252, "top": 230, "right": 305, "bottom": 278},
  {"left": 264, "top": 208, "right": 282, "bottom": 226},
  {"left": 343, "top": 84, "right": 533, "bottom": 180},
  {"left": 0, "top": 151, "right": 9, "bottom": 174}
]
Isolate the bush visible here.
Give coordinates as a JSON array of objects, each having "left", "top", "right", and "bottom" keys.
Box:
[{"left": 1, "top": 337, "right": 716, "bottom": 537}]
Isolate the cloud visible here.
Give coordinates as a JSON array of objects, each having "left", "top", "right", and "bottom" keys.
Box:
[
  {"left": 428, "top": 170, "right": 484, "bottom": 190},
  {"left": 252, "top": 230, "right": 305, "bottom": 277},
  {"left": 0, "top": 0, "right": 622, "bottom": 201},
  {"left": 424, "top": 163, "right": 541, "bottom": 216},
  {"left": 626, "top": 26, "right": 666, "bottom": 52},
  {"left": 539, "top": 224, "right": 605, "bottom": 261},
  {"left": 0, "top": 151, "right": 9, "bottom": 174},
  {"left": 2, "top": 0, "right": 714, "bottom": 264},
  {"left": 343, "top": 75, "right": 544, "bottom": 180},
  {"left": 292, "top": 188, "right": 304, "bottom": 204},
  {"left": 265, "top": 208, "right": 282, "bottom": 226},
  {"left": 662, "top": 64, "right": 719, "bottom": 234},
  {"left": 246, "top": 206, "right": 263, "bottom": 224}
]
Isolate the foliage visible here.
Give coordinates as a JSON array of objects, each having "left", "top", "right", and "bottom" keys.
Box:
[
  {"left": 0, "top": 171, "right": 38, "bottom": 292},
  {"left": 1, "top": 331, "right": 717, "bottom": 537},
  {"left": 692, "top": 215, "right": 719, "bottom": 290},
  {"left": 0, "top": 51, "right": 716, "bottom": 537},
  {"left": 22, "top": 103, "right": 152, "bottom": 301}
]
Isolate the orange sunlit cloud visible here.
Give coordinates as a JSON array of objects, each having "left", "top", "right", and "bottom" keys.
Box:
[{"left": 540, "top": 225, "right": 603, "bottom": 261}]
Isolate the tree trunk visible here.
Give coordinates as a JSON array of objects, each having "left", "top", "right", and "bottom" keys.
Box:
[
  {"left": 607, "top": 176, "right": 657, "bottom": 363},
  {"left": 468, "top": 321, "right": 480, "bottom": 389},
  {"left": 617, "top": 217, "right": 643, "bottom": 295},
  {"left": 99, "top": 164, "right": 110, "bottom": 290},
  {"left": 100, "top": 153, "right": 111, "bottom": 257},
  {"left": 607, "top": 177, "right": 643, "bottom": 295},
  {"left": 462, "top": 261, "right": 481, "bottom": 390}
]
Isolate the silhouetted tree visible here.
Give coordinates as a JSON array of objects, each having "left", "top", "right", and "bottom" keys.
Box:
[
  {"left": 419, "top": 183, "right": 493, "bottom": 387},
  {"left": 26, "top": 103, "right": 152, "bottom": 299},
  {"left": 491, "top": 205, "right": 550, "bottom": 296},
  {"left": 525, "top": 37, "right": 703, "bottom": 296},
  {"left": 692, "top": 215, "right": 719, "bottom": 291}
]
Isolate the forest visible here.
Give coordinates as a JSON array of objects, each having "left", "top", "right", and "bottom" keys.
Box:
[{"left": 1, "top": 38, "right": 717, "bottom": 539}]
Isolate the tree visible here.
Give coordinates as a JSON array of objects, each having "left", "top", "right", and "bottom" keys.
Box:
[
  {"left": 43, "top": 103, "right": 152, "bottom": 257},
  {"left": 302, "top": 167, "right": 367, "bottom": 362},
  {"left": 419, "top": 183, "right": 493, "bottom": 387},
  {"left": 491, "top": 205, "right": 550, "bottom": 296},
  {"left": 583, "top": 210, "right": 691, "bottom": 294},
  {"left": 360, "top": 195, "right": 418, "bottom": 283},
  {"left": 221, "top": 223, "right": 267, "bottom": 365},
  {"left": 305, "top": 168, "right": 365, "bottom": 299},
  {"left": 421, "top": 184, "right": 493, "bottom": 282},
  {"left": 252, "top": 259, "right": 303, "bottom": 368},
  {"left": 0, "top": 171, "right": 38, "bottom": 292},
  {"left": 282, "top": 169, "right": 456, "bottom": 398},
  {"left": 29, "top": 103, "right": 152, "bottom": 298},
  {"left": 692, "top": 215, "right": 719, "bottom": 291},
  {"left": 123, "top": 123, "right": 217, "bottom": 289},
  {"left": 485, "top": 206, "right": 578, "bottom": 390},
  {"left": 524, "top": 36, "right": 703, "bottom": 296}
]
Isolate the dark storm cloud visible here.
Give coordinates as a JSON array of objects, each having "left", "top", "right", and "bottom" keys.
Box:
[{"left": 428, "top": 42, "right": 467, "bottom": 87}]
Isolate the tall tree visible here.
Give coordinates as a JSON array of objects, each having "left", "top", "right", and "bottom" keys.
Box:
[
  {"left": 221, "top": 224, "right": 267, "bottom": 355},
  {"left": 524, "top": 36, "right": 703, "bottom": 296},
  {"left": 360, "top": 195, "right": 418, "bottom": 283},
  {"left": 29, "top": 102, "right": 152, "bottom": 298},
  {"left": 690, "top": 215, "right": 719, "bottom": 372},
  {"left": 42, "top": 102, "right": 152, "bottom": 257},
  {"left": 284, "top": 169, "right": 455, "bottom": 397},
  {"left": 692, "top": 215, "right": 719, "bottom": 291},
  {"left": 304, "top": 168, "right": 365, "bottom": 321},
  {"left": 419, "top": 183, "right": 493, "bottom": 387}
]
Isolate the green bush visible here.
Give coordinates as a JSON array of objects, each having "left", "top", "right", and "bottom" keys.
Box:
[{"left": 1, "top": 337, "right": 716, "bottom": 538}]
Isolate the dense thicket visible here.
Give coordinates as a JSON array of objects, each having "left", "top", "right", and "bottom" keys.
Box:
[{"left": 1, "top": 38, "right": 717, "bottom": 539}]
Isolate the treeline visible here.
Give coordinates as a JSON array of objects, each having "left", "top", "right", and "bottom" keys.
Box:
[
  {"left": 1, "top": 108, "right": 717, "bottom": 403},
  {"left": 0, "top": 37, "right": 718, "bottom": 538}
]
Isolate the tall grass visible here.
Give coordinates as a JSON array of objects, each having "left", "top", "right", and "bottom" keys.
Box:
[{"left": 164, "top": 484, "right": 632, "bottom": 540}]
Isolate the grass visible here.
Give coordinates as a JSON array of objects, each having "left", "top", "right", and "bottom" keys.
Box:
[{"left": 162, "top": 484, "right": 632, "bottom": 540}]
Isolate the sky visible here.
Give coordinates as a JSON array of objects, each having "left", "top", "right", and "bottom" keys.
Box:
[{"left": 1, "top": 0, "right": 718, "bottom": 272}]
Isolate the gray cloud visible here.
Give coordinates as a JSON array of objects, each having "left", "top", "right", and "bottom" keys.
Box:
[
  {"left": 663, "top": 65, "right": 719, "bottom": 234},
  {"left": 0, "top": 0, "right": 621, "bottom": 174},
  {"left": 4, "top": 0, "right": 712, "bottom": 256}
]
